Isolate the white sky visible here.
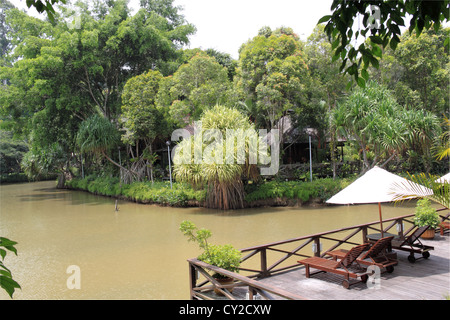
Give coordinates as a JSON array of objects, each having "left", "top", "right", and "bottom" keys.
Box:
[
  {"left": 167, "top": 0, "right": 333, "bottom": 59},
  {"left": 15, "top": 0, "right": 333, "bottom": 59}
]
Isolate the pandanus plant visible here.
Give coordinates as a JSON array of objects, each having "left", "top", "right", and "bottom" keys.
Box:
[
  {"left": 76, "top": 114, "right": 136, "bottom": 177},
  {"left": 173, "top": 105, "right": 261, "bottom": 210}
]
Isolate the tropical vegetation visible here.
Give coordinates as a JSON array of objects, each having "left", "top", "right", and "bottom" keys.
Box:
[
  {"left": 1, "top": 0, "right": 448, "bottom": 208},
  {"left": 1, "top": 0, "right": 449, "bottom": 299},
  {"left": 179, "top": 220, "right": 241, "bottom": 278}
]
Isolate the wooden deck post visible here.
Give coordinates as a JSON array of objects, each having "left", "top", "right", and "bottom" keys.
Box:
[
  {"left": 188, "top": 262, "right": 197, "bottom": 300},
  {"left": 260, "top": 248, "right": 269, "bottom": 278},
  {"left": 396, "top": 218, "right": 404, "bottom": 237},
  {"left": 362, "top": 226, "right": 368, "bottom": 243},
  {"left": 313, "top": 237, "right": 321, "bottom": 257}
]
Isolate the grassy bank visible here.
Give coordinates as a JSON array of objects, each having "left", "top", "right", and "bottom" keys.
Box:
[
  {"left": 0, "top": 173, "right": 58, "bottom": 184},
  {"left": 244, "top": 178, "right": 353, "bottom": 205},
  {"left": 65, "top": 176, "right": 353, "bottom": 208},
  {"left": 65, "top": 176, "right": 206, "bottom": 207}
]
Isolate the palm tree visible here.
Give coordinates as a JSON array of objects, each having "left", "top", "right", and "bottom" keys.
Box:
[
  {"left": 391, "top": 116, "right": 449, "bottom": 209},
  {"left": 76, "top": 114, "right": 132, "bottom": 174},
  {"left": 434, "top": 116, "right": 450, "bottom": 161},
  {"left": 333, "top": 81, "right": 441, "bottom": 173},
  {"left": 173, "top": 105, "right": 260, "bottom": 210}
]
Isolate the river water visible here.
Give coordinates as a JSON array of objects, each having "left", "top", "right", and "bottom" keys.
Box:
[{"left": 0, "top": 181, "right": 418, "bottom": 300}]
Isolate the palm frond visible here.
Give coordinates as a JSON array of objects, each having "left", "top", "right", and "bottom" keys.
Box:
[{"left": 390, "top": 172, "right": 449, "bottom": 209}]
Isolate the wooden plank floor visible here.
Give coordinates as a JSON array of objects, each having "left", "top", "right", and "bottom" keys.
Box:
[{"left": 257, "top": 233, "right": 450, "bottom": 300}]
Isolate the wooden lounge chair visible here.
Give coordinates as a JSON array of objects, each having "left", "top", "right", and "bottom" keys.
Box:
[
  {"left": 358, "top": 236, "right": 397, "bottom": 272},
  {"left": 327, "top": 236, "right": 397, "bottom": 273},
  {"left": 298, "top": 243, "right": 370, "bottom": 289},
  {"left": 391, "top": 226, "right": 434, "bottom": 263}
]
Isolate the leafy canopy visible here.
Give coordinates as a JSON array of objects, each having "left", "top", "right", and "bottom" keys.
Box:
[{"left": 320, "top": 0, "right": 449, "bottom": 87}]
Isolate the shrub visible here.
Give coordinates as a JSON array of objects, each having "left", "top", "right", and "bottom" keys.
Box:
[
  {"left": 414, "top": 198, "right": 440, "bottom": 229},
  {"left": 180, "top": 220, "right": 241, "bottom": 279},
  {"left": 244, "top": 178, "right": 351, "bottom": 203},
  {"left": 65, "top": 176, "right": 202, "bottom": 207}
]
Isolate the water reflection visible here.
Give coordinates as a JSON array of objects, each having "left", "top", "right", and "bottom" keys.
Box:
[{"left": 0, "top": 181, "right": 418, "bottom": 300}]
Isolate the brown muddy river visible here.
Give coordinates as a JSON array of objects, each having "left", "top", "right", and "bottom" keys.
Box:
[{"left": 0, "top": 180, "right": 418, "bottom": 300}]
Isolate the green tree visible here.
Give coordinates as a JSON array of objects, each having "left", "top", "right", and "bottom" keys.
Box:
[
  {"left": 305, "top": 25, "right": 351, "bottom": 178},
  {"left": 1, "top": 0, "right": 195, "bottom": 182},
  {"left": 0, "top": 0, "right": 14, "bottom": 63},
  {"left": 76, "top": 114, "right": 125, "bottom": 175},
  {"left": 121, "top": 69, "right": 167, "bottom": 183},
  {"left": 319, "top": 0, "right": 449, "bottom": 86},
  {"left": 391, "top": 28, "right": 449, "bottom": 114},
  {"left": 235, "top": 26, "right": 311, "bottom": 151},
  {"left": 333, "top": 81, "right": 441, "bottom": 173},
  {"left": 205, "top": 48, "right": 237, "bottom": 81},
  {"left": 0, "top": 130, "right": 28, "bottom": 175},
  {"left": 157, "top": 53, "right": 232, "bottom": 127}
]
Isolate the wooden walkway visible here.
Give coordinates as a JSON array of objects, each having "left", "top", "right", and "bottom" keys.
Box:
[{"left": 258, "top": 234, "right": 450, "bottom": 300}]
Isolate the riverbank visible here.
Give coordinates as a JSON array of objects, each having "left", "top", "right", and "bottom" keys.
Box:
[
  {"left": 0, "top": 172, "right": 57, "bottom": 184},
  {"left": 64, "top": 176, "right": 353, "bottom": 208}
]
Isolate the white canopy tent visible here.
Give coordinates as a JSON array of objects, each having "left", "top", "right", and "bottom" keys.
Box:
[{"left": 326, "top": 166, "right": 432, "bottom": 236}]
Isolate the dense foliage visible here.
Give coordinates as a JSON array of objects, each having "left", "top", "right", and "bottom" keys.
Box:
[
  {"left": 66, "top": 175, "right": 206, "bottom": 206},
  {"left": 244, "top": 178, "right": 353, "bottom": 204},
  {"left": 320, "top": 0, "right": 449, "bottom": 87},
  {"left": 179, "top": 220, "right": 241, "bottom": 277},
  {"left": 0, "top": 0, "right": 448, "bottom": 208}
]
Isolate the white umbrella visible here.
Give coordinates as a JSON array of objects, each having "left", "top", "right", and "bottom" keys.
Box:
[
  {"left": 435, "top": 172, "right": 450, "bottom": 184},
  {"left": 326, "top": 166, "right": 432, "bottom": 236}
]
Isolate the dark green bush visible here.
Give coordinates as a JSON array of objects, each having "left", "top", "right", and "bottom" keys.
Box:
[
  {"left": 66, "top": 177, "right": 205, "bottom": 207},
  {"left": 244, "top": 178, "right": 352, "bottom": 203},
  {"left": 66, "top": 176, "right": 351, "bottom": 207}
]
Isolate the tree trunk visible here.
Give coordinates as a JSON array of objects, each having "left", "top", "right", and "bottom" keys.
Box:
[
  {"left": 148, "top": 144, "right": 154, "bottom": 185},
  {"left": 56, "top": 172, "right": 65, "bottom": 189},
  {"left": 102, "top": 151, "right": 137, "bottom": 176}
]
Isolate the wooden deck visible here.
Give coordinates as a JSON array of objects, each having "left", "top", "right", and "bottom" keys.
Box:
[
  {"left": 188, "top": 212, "right": 450, "bottom": 300},
  {"left": 258, "top": 234, "right": 450, "bottom": 300}
]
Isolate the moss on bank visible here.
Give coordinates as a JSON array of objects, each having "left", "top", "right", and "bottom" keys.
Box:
[{"left": 65, "top": 176, "right": 353, "bottom": 208}]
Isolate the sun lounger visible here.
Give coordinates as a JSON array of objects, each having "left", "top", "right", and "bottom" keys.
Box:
[
  {"left": 357, "top": 236, "right": 397, "bottom": 273},
  {"left": 298, "top": 243, "right": 370, "bottom": 289},
  {"left": 328, "top": 236, "right": 397, "bottom": 273},
  {"left": 391, "top": 226, "right": 434, "bottom": 263}
]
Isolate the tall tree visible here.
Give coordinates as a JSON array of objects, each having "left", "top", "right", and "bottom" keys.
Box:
[
  {"left": 391, "top": 28, "right": 449, "bottom": 114},
  {"left": 156, "top": 52, "right": 232, "bottom": 128},
  {"left": 305, "top": 24, "right": 350, "bottom": 178},
  {"left": 121, "top": 69, "right": 167, "bottom": 183},
  {"left": 1, "top": 0, "right": 195, "bottom": 184},
  {"left": 0, "top": 0, "right": 14, "bottom": 64},
  {"left": 235, "top": 26, "right": 311, "bottom": 158}
]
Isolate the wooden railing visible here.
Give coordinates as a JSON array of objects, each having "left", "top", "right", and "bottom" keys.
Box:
[
  {"left": 188, "top": 208, "right": 449, "bottom": 300},
  {"left": 188, "top": 259, "right": 307, "bottom": 300}
]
